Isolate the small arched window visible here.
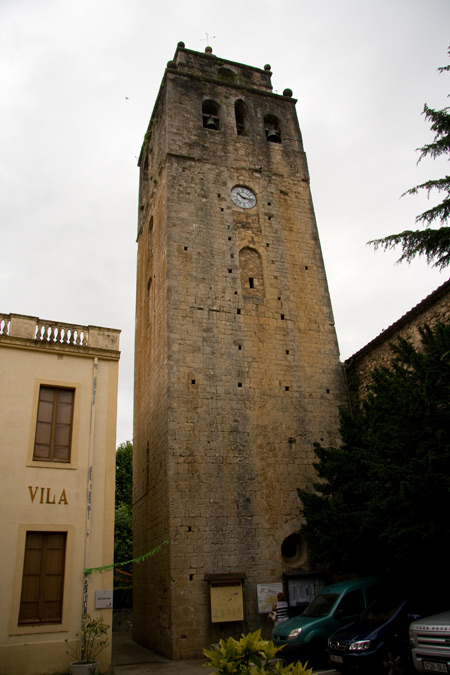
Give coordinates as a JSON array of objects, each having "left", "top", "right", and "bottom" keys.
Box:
[
  {"left": 218, "top": 68, "right": 236, "bottom": 83},
  {"left": 264, "top": 114, "right": 281, "bottom": 143},
  {"left": 235, "top": 100, "right": 248, "bottom": 136},
  {"left": 239, "top": 247, "right": 264, "bottom": 297},
  {"left": 202, "top": 99, "right": 220, "bottom": 130}
]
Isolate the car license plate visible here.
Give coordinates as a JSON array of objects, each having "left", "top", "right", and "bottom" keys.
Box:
[
  {"left": 330, "top": 655, "right": 343, "bottom": 664},
  {"left": 423, "top": 662, "right": 448, "bottom": 673}
]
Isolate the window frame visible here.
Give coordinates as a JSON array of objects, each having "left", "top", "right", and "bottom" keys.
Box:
[
  {"left": 10, "top": 524, "right": 73, "bottom": 635},
  {"left": 18, "top": 531, "right": 67, "bottom": 626},
  {"left": 33, "top": 385, "right": 75, "bottom": 463}
]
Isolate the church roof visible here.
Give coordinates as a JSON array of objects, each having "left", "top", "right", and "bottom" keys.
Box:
[{"left": 346, "top": 277, "right": 450, "bottom": 363}]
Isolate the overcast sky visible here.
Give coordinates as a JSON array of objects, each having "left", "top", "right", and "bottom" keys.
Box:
[{"left": 1, "top": 0, "right": 449, "bottom": 445}]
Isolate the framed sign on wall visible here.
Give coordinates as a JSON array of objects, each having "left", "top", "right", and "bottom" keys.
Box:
[{"left": 205, "top": 573, "right": 246, "bottom": 623}]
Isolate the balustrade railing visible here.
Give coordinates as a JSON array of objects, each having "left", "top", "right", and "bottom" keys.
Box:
[
  {"left": 0, "top": 314, "right": 10, "bottom": 336},
  {"left": 35, "top": 320, "right": 89, "bottom": 346},
  {"left": 1, "top": 314, "right": 119, "bottom": 351},
  {"left": 0, "top": 314, "right": 88, "bottom": 346}
]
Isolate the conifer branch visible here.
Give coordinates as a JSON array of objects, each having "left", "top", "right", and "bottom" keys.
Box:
[{"left": 369, "top": 49, "right": 450, "bottom": 268}]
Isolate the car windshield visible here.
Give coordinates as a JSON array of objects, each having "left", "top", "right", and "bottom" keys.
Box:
[
  {"left": 360, "top": 591, "right": 405, "bottom": 623},
  {"left": 303, "top": 593, "right": 339, "bottom": 618}
]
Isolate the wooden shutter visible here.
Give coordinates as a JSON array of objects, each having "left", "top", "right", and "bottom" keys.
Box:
[
  {"left": 19, "top": 532, "right": 66, "bottom": 624},
  {"left": 34, "top": 387, "right": 74, "bottom": 462}
]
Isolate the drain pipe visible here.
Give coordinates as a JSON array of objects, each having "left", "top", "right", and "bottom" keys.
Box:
[{"left": 82, "top": 357, "right": 98, "bottom": 659}]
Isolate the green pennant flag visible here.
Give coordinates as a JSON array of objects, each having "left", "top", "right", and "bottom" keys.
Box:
[{"left": 84, "top": 539, "right": 169, "bottom": 576}]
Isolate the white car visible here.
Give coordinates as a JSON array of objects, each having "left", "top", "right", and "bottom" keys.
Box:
[{"left": 409, "top": 610, "right": 450, "bottom": 673}]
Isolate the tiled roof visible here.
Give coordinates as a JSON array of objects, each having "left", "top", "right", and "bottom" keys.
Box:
[{"left": 346, "top": 278, "right": 450, "bottom": 364}]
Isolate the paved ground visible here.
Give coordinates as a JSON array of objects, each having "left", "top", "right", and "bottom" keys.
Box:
[
  {"left": 111, "top": 633, "right": 338, "bottom": 675},
  {"left": 111, "top": 633, "right": 214, "bottom": 674}
]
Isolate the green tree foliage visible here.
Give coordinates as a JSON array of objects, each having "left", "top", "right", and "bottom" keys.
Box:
[
  {"left": 298, "top": 323, "right": 450, "bottom": 578},
  {"left": 114, "top": 441, "right": 133, "bottom": 607},
  {"left": 115, "top": 440, "right": 133, "bottom": 508},
  {"left": 369, "top": 51, "right": 450, "bottom": 269},
  {"left": 114, "top": 503, "right": 133, "bottom": 564}
]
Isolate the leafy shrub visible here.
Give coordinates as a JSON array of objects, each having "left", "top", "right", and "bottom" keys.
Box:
[
  {"left": 65, "top": 613, "right": 110, "bottom": 664},
  {"left": 203, "top": 630, "right": 312, "bottom": 675}
]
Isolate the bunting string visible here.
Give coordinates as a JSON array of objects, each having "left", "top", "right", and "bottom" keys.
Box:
[{"left": 84, "top": 539, "right": 169, "bottom": 576}]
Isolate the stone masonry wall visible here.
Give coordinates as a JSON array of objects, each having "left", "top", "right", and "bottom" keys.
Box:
[
  {"left": 133, "top": 45, "right": 348, "bottom": 659},
  {"left": 346, "top": 280, "right": 450, "bottom": 399}
]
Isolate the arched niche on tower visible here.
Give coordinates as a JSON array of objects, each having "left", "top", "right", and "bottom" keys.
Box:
[
  {"left": 235, "top": 99, "right": 249, "bottom": 136},
  {"left": 202, "top": 99, "right": 221, "bottom": 130},
  {"left": 239, "top": 247, "right": 265, "bottom": 297},
  {"left": 264, "top": 114, "right": 282, "bottom": 143},
  {"left": 217, "top": 67, "right": 236, "bottom": 83}
]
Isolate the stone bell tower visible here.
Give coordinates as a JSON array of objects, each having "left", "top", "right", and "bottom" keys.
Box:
[{"left": 133, "top": 42, "right": 346, "bottom": 659}]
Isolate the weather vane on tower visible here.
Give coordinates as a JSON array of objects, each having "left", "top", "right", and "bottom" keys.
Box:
[{"left": 201, "top": 32, "right": 216, "bottom": 47}]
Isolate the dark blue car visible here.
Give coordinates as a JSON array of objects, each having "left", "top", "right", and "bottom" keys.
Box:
[{"left": 327, "top": 588, "right": 445, "bottom": 674}]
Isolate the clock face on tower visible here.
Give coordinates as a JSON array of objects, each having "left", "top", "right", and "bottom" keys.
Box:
[{"left": 230, "top": 186, "right": 257, "bottom": 209}]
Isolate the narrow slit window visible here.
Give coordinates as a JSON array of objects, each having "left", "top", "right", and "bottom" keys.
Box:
[
  {"left": 235, "top": 100, "right": 248, "bottom": 136},
  {"left": 239, "top": 247, "right": 265, "bottom": 298}
]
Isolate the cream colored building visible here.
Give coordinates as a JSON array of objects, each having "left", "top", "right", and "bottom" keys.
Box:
[{"left": 0, "top": 313, "right": 120, "bottom": 675}]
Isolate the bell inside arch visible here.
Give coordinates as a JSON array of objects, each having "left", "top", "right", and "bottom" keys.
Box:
[
  {"left": 204, "top": 115, "right": 218, "bottom": 130},
  {"left": 266, "top": 128, "right": 281, "bottom": 143}
]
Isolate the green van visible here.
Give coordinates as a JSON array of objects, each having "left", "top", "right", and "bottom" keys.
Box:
[{"left": 272, "top": 577, "right": 386, "bottom": 665}]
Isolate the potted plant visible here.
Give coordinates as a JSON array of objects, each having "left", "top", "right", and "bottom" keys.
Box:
[{"left": 66, "top": 613, "right": 110, "bottom": 674}]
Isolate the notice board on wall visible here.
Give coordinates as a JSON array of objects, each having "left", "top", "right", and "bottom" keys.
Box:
[
  {"left": 205, "top": 573, "right": 246, "bottom": 623},
  {"left": 256, "top": 582, "right": 283, "bottom": 614},
  {"left": 210, "top": 582, "right": 244, "bottom": 623}
]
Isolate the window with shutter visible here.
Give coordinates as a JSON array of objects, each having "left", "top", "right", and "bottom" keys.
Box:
[
  {"left": 19, "top": 531, "right": 66, "bottom": 625},
  {"left": 34, "top": 386, "right": 74, "bottom": 462}
]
